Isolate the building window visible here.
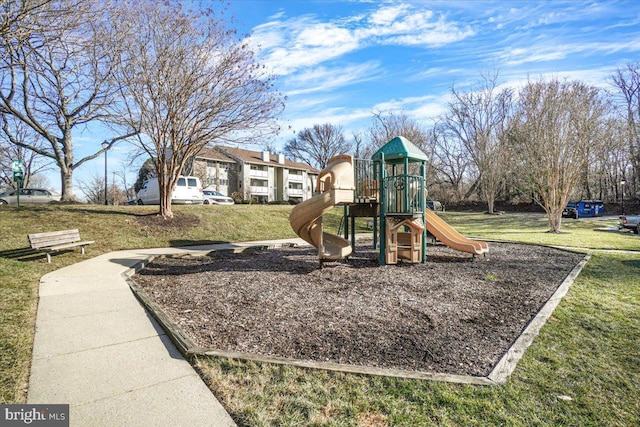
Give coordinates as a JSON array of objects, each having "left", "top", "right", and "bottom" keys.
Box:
[{"left": 250, "top": 179, "right": 267, "bottom": 186}]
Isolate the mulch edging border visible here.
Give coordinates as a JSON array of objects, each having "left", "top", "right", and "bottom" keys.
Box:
[{"left": 124, "top": 242, "right": 590, "bottom": 386}]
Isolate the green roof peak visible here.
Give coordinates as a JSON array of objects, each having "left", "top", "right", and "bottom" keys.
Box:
[{"left": 371, "top": 136, "right": 429, "bottom": 163}]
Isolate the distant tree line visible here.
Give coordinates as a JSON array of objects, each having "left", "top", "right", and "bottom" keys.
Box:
[{"left": 285, "top": 68, "right": 640, "bottom": 232}]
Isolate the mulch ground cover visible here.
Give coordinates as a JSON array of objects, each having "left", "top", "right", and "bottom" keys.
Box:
[{"left": 131, "top": 241, "right": 584, "bottom": 376}]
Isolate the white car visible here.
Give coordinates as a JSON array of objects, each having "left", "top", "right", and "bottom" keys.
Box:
[
  {"left": 202, "top": 190, "right": 234, "bottom": 205},
  {"left": 0, "top": 188, "right": 61, "bottom": 204}
]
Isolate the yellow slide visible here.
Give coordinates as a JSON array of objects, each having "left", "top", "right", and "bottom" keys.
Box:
[
  {"left": 425, "top": 209, "right": 489, "bottom": 256},
  {"left": 289, "top": 155, "right": 355, "bottom": 261}
]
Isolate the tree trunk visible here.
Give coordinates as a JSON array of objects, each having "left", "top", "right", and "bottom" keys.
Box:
[
  {"left": 159, "top": 177, "right": 173, "bottom": 219},
  {"left": 486, "top": 193, "right": 495, "bottom": 214},
  {"left": 464, "top": 176, "right": 480, "bottom": 200},
  {"left": 160, "top": 195, "right": 173, "bottom": 218},
  {"left": 60, "top": 170, "right": 75, "bottom": 201},
  {"left": 547, "top": 208, "right": 563, "bottom": 233}
]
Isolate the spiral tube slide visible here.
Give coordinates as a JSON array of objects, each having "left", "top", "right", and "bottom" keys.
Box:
[{"left": 289, "top": 156, "right": 355, "bottom": 261}]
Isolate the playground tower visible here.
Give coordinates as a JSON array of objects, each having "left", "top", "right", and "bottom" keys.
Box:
[
  {"left": 371, "top": 136, "right": 428, "bottom": 265},
  {"left": 343, "top": 136, "right": 429, "bottom": 265}
]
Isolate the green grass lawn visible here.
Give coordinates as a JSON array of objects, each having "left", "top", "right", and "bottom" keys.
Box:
[
  {"left": 1, "top": 205, "right": 638, "bottom": 426},
  {"left": 0, "top": 203, "right": 296, "bottom": 403}
]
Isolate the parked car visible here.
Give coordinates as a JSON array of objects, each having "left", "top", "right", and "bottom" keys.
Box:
[
  {"left": 136, "top": 175, "right": 203, "bottom": 205},
  {"left": 619, "top": 214, "right": 640, "bottom": 234},
  {"left": 562, "top": 202, "right": 578, "bottom": 219},
  {"left": 0, "top": 188, "right": 60, "bottom": 204},
  {"left": 202, "top": 190, "right": 234, "bottom": 205},
  {"left": 426, "top": 200, "right": 444, "bottom": 212},
  {"left": 562, "top": 200, "right": 604, "bottom": 219}
]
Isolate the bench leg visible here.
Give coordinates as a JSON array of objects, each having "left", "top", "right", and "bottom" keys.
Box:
[
  {"left": 81, "top": 246, "right": 85, "bottom": 255},
  {"left": 46, "top": 253, "right": 51, "bottom": 263}
]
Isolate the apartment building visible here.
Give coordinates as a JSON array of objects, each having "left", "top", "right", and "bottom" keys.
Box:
[{"left": 194, "top": 146, "right": 319, "bottom": 203}]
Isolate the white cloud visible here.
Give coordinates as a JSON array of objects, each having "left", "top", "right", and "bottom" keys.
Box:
[
  {"left": 369, "top": 94, "right": 448, "bottom": 123},
  {"left": 284, "top": 61, "right": 380, "bottom": 96},
  {"left": 358, "top": 8, "right": 474, "bottom": 47},
  {"left": 368, "top": 4, "right": 411, "bottom": 26},
  {"left": 384, "top": 17, "right": 475, "bottom": 47},
  {"left": 499, "top": 37, "right": 640, "bottom": 67},
  {"left": 248, "top": 16, "right": 360, "bottom": 75},
  {"left": 272, "top": 106, "right": 373, "bottom": 145},
  {"left": 248, "top": 4, "right": 475, "bottom": 76},
  {"left": 517, "top": 66, "right": 620, "bottom": 90},
  {"left": 279, "top": 93, "right": 450, "bottom": 144}
]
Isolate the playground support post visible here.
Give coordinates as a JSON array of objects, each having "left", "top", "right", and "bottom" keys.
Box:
[
  {"left": 421, "top": 163, "right": 426, "bottom": 263},
  {"left": 403, "top": 157, "right": 410, "bottom": 216},
  {"left": 378, "top": 153, "right": 386, "bottom": 265},
  {"left": 621, "top": 178, "right": 626, "bottom": 215}
]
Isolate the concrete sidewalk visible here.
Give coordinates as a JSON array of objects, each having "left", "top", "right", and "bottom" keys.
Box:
[{"left": 27, "top": 238, "right": 307, "bottom": 427}]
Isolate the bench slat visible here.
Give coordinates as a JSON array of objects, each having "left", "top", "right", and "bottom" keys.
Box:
[
  {"left": 30, "top": 236, "right": 81, "bottom": 248},
  {"left": 27, "top": 229, "right": 94, "bottom": 263},
  {"left": 28, "top": 229, "right": 81, "bottom": 249},
  {"left": 29, "top": 228, "right": 80, "bottom": 238}
]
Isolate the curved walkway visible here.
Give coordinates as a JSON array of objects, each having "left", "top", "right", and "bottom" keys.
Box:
[{"left": 27, "top": 237, "right": 307, "bottom": 427}]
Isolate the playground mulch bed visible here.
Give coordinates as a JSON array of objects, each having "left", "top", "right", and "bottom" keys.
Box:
[{"left": 131, "top": 241, "right": 584, "bottom": 377}]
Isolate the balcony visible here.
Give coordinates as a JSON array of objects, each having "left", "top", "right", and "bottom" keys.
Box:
[
  {"left": 288, "top": 188, "right": 304, "bottom": 196},
  {"left": 250, "top": 186, "right": 269, "bottom": 195},
  {"left": 250, "top": 169, "right": 268, "bottom": 178},
  {"left": 288, "top": 173, "right": 303, "bottom": 182}
]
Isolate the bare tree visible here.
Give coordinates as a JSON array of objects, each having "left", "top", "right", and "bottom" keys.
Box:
[
  {"left": 113, "top": 163, "right": 135, "bottom": 202},
  {"left": 576, "top": 117, "right": 628, "bottom": 202},
  {"left": 0, "top": 116, "right": 51, "bottom": 188},
  {"left": 431, "top": 120, "right": 470, "bottom": 203},
  {"left": 441, "top": 72, "right": 514, "bottom": 213},
  {"left": 351, "top": 131, "right": 366, "bottom": 159},
  {"left": 0, "top": 0, "right": 52, "bottom": 48},
  {"left": 113, "top": 0, "right": 284, "bottom": 218},
  {"left": 0, "top": 0, "right": 137, "bottom": 200},
  {"left": 283, "top": 123, "right": 350, "bottom": 169},
  {"left": 512, "top": 78, "right": 611, "bottom": 232},
  {"left": 77, "top": 172, "right": 106, "bottom": 204},
  {"left": 366, "top": 110, "right": 437, "bottom": 184},
  {"left": 611, "top": 63, "right": 640, "bottom": 199},
  {"left": 78, "top": 171, "right": 127, "bottom": 205},
  {"left": 368, "top": 110, "right": 431, "bottom": 153}
]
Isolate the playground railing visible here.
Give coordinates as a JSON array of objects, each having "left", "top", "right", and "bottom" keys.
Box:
[
  {"left": 383, "top": 174, "right": 424, "bottom": 215},
  {"left": 353, "top": 158, "right": 378, "bottom": 202}
]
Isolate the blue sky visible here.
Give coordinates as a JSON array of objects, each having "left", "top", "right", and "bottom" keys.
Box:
[
  {"left": 228, "top": 0, "right": 639, "bottom": 136},
  {"left": 49, "top": 0, "right": 640, "bottom": 195}
]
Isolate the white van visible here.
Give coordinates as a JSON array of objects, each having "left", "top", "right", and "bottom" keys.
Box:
[{"left": 136, "top": 175, "right": 203, "bottom": 205}]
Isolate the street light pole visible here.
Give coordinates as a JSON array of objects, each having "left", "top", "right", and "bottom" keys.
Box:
[
  {"left": 621, "top": 178, "right": 626, "bottom": 215},
  {"left": 102, "top": 141, "right": 109, "bottom": 206}
]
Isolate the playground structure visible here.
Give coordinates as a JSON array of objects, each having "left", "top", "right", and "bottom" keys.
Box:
[{"left": 289, "top": 136, "right": 488, "bottom": 265}]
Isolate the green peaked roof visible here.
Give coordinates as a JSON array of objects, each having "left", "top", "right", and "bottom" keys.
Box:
[{"left": 371, "top": 136, "right": 429, "bottom": 163}]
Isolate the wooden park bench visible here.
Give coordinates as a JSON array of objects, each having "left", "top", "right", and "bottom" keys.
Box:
[{"left": 28, "top": 229, "right": 95, "bottom": 263}]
